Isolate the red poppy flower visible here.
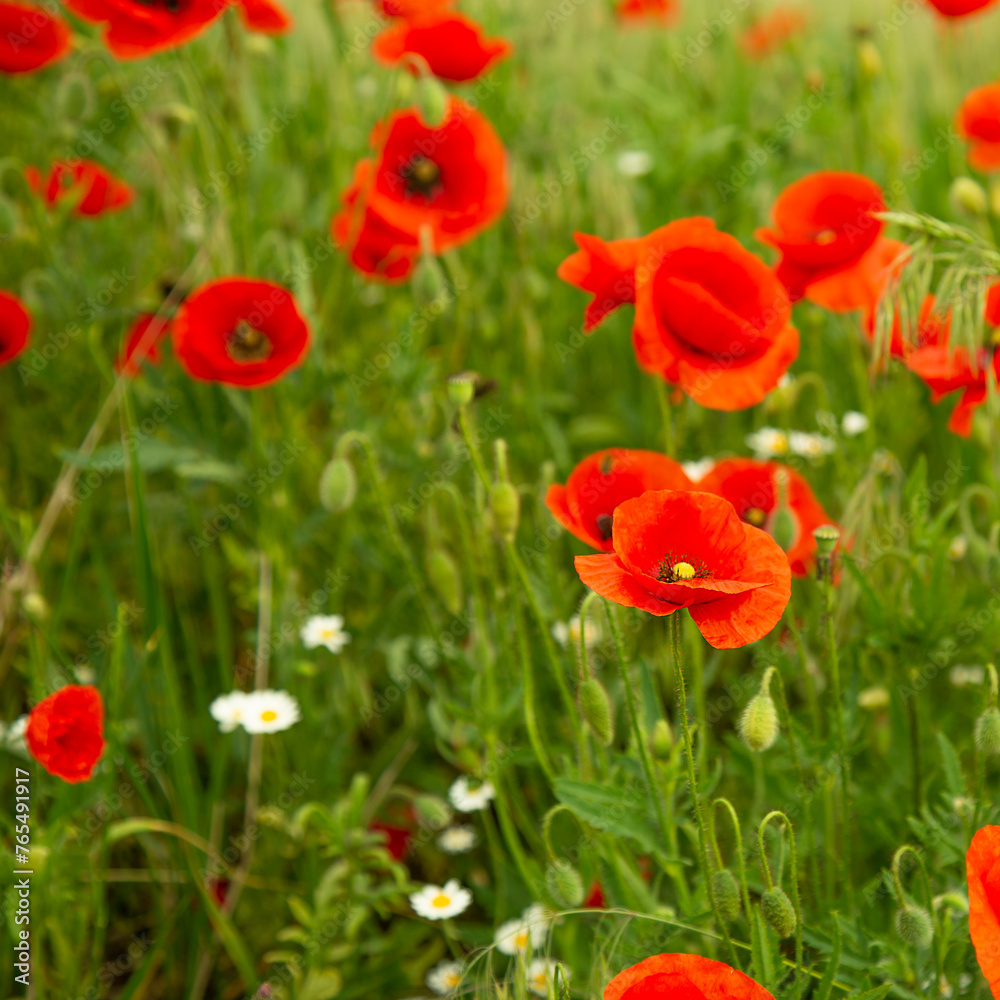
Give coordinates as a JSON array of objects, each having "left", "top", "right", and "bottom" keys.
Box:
[
  {"left": 756, "top": 171, "right": 887, "bottom": 306},
  {"left": 0, "top": 1, "right": 71, "bottom": 72},
  {"left": 863, "top": 291, "right": 948, "bottom": 359},
  {"left": 925, "top": 0, "right": 997, "bottom": 15},
  {"left": 373, "top": 11, "right": 511, "bottom": 82},
  {"left": 557, "top": 233, "right": 642, "bottom": 332},
  {"left": 25, "top": 685, "right": 105, "bottom": 784},
  {"left": 606, "top": 954, "right": 776, "bottom": 1000},
  {"left": 740, "top": 6, "right": 805, "bottom": 58},
  {"left": 630, "top": 217, "right": 799, "bottom": 410},
  {"left": 235, "top": 0, "right": 291, "bottom": 32},
  {"left": 575, "top": 491, "right": 791, "bottom": 649},
  {"left": 615, "top": 0, "right": 681, "bottom": 25},
  {"left": 25, "top": 160, "right": 133, "bottom": 217},
  {"left": 905, "top": 337, "right": 997, "bottom": 437},
  {"left": 546, "top": 448, "right": 692, "bottom": 552},
  {"left": 700, "top": 459, "right": 832, "bottom": 577},
  {"left": 957, "top": 83, "right": 1000, "bottom": 172},
  {"left": 171, "top": 277, "right": 310, "bottom": 388},
  {"left": 968, "top": 825, "right": 1000, "bottom": 1000},
  {"left": 584, "top": 880, "right": 606, "bottom": 908},
  {"left": 0, "top": 290, "right": 31, "bottom": 365},
  {"left": 375, "top": 0, "right": 451, "bottom": 16},
  {"left": 333, "top": 98, "right": 508, "bottom": 280},
  {"left": 370, "top": 820, "right": 414, "bottom": 860},
  {"left": 117, "top": 313, "right": 171, "bottom": 376}
]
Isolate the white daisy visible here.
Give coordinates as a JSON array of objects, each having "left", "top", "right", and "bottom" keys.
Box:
[
  {"left": 448, "top": 776, "right": 495, "bottom": 812},
  {"left": 745, "top": 427, "right": 789, "bottom": 460},
  {"left": 616, "top": 150, "right": 654, "bottom": 178},
  {"left": 210, "top": 691, "right": 249, "bottom": 733},
  {"left": 300, "top": 614, "right": 351, "bottom": 654},
  {"left": 495, "top": 917, "right": 534, "bottom": 955},
  {"left": 551, "top": 614, "right": 601, "bottom": 649},
  {"left": 857, "top": 685, "right": 890, "bottom": 711},
  {"left": 410, "top": 879, "right": 472, "bottom": 921},
  {"left": 426, "top": 959, "right": 464, "bottom": 995},
  {"left": 239, "top": 690, "right": 301, "bottom": 734},
  {"left": 682, "top": 457, "right": 715, "bottom": 482},
  {"left": 789, "top": 431, "right": 836, "bottom": 459},
  {"left": 950, "top": 665, "right": 984, "bottom": 688},
  {"left": 521, "top": 902, "right": 554, "bottom": 939},
  {"left": 5, "top": 716, "right": 28, "bottom": 753},
  {"left": 841, "top": 411, "right": 870, "bottom": 437},
  {"left": 437, "top": 826, "right": 477, "bottom": 854},
  {"left": 526, "top": 958, "right": 567, "bottom": 997}
]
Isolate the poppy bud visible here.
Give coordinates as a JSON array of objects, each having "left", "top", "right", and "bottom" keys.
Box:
[
  {"left": 738, "top": 670, "right": 779, "bottom": 752},
  {"left": 813, "top": 523, "right": 840, "bottom": 556},
  {"left": 546, "top": 860, "right": 585, "bottom": 908},
  {"left": 895, "top": 904, "right": 934, "bottom": 948},
  {"left": 412, "top": 251, "right": 447, "bottom": 308},
  {"left": 426, "top": 548, "right": 464, "bottom": 616},
  {"left": 490, "top": 482, "right": 520, "bottom": 541},
  {"left": 948, "top": 535, "right": 968, "bottom": 560},
  {"left": 761, "top": 886, "right": 796, "bottom": 938},
  {"left": 857, "top": 40, "right": 882, "bottom": 78},
  {"left": 578, "top": 678, "right": 614, "bottom": 747},
  {"left": 447, "top": 371, "right": 477, "bottom": 407},
  {"left": 651, "top": 718, "right": 673, "bottom": 759},
  {"left": 770, "top": 470, "right": 797, "bottom": 552},
  {"left": 414, "top": 794, "right": 453, "bottom": 829},
  {"left": 950, "top": 177, "right": 988, "bottom": 218},
  {"left": 319, "top": 456, "right": 358, "bottom": 513},
  {"left": 21, "top": 591, "right": 49, "bottom": 621},
  {"left": 974, "top": 707, "right": 1000, "bottom": 755},
  {"left": 416, "top": 74, "right": 449, "bottom": 127},
  {"left": 712, "top": 868, "right": 742, "bottom": 922}
]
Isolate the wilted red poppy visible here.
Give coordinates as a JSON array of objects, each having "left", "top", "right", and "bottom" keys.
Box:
[
  {"left": 25, "top": 159, "right": 133, "bottom": 217},
  {"left": 333, "top": 98, "right": 508, "bottom": 280},
  {"left": 376, "top": 0, "right": 451, "bottom": 16},
  {"left": 546, "top": 448, "right": 692, "bottom": 552},
  {"left": 957, "top": 83, "right": 1000, "bottom": 172},
  {"left": 557, "top": 233, "right": 642, "bottom": 332},
  {"left": 925, "top": 0, "right": 997, "bottom": 14},
  {"left": 0, "top": 1, "right": 71, "bottom": 72},
  {"left": 616, "top": 0, "right": 681, "bottom": 24},
  {"left": 25, "top": 685, "right": 105, "bottom": 783},
  {"left": 373, "top": 11, "right": 511, "bottom": 82},
  {"left": 606, "top": 954, "right": 777, "bottom": 1000},
  {"left": 740, "top": 6, "right": 805, "bottom": 58},
  {"left": 0, "top": 290, "right": 31, "bottom": 365},
  {"left": 700, "top": 459, "right": 832, "bottom": 576},
  {"left": 575, "top": 491, "right": 791, "bottom": 649},
  {"left": 172, "top": 277, "right": 310, "bottom": 388},
  {"left": 630, "top": 217, "right": 799, "bottom": 410},
  {"left": 117, "top": 313, "right": 171, "bottom": 376},
  {"left": 756, "top": 171, "right": 887, "bottom": 306},
  {"left": 968, "top": 825, "right": 1000, "bottom": 1000}
]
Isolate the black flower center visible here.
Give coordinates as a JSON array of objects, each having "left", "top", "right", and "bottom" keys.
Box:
[
  {"left": 403, "top": 156, "right": 442, "bottom": 198},
  {"left": 226, "top": 321, "right": 272, "bottom": 363},
  {"left": 595, "top": 514, "right": 613, "bottom": 541}
]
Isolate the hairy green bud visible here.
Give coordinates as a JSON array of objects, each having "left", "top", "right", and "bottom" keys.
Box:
[
  {"left": 651, "top": 718, "right": 673, "bottom": 760},
  {"left": 546, "top": 860, "right": 585, "bottom": 908},
  {"left": 895, "top": 904, "right": 934, "bottom": 948},
  {"left": 319, "top": 456, "right": 357, "bottom": 513},
  {"left": 761, "top": 886, "right": 796, "bottom": 938},
  {"left": 975, "top": 706, "right": 1000, "bottom": 756},
  {"left": 490, "top": 482, "right": 520, "bottom": 541},
  {"left": 579, "top": 677, "right": 614, "bottom": 747},
  {"left": 738, "top": 671, "right": 779, "bottom": 752},
  {"left": 712, "top": 868, "right": 742, "bottom": 922},
  {"left": 426, "top": 548, "right": 463, "bottom": 616}
]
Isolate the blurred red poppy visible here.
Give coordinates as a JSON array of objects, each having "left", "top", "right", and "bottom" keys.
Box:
[
  {"left": 172, "top": 277, "right": 310, "bottom": 388},
  {"left": 584, "top": 880, "right": 606, "bottom": 908},
  {"left": 25, "top": 159, "right": 133, "bottom": 217},
  {"left": 376, "top": 0, "right": 451, "bottom": 16},
  {"left": 968, "top": 825, "right": 1000, "bottom": 1000},
  {"left": 370, "top": 820, "right": 414, "bottom": 860},
  {"left": 863, "top": 291, "right": 948, "bottom": 359},
  {"left": 756, "top": 171, "right": 887, "bottom": 307},
  {"left": 606, "top": 954, "right": 777, "bottom": 1000},
  {"left": 557, "top": 233, "right": 641, "bottom": 332},
  {"left": 0, "top": 1, "right": 71, "bottom": 72},
  {"left": 235, "top": 0, "right": 291, "bottom": 32},
  {"left": 616, "top": 0, "right": 681, "bottom": 25},
  {"left": 740, "top": 6, "right": 805, "bottom": 58},
  {"left": 925, "top": 0, "right": 997, "bottom": 14},
  {"left": 333, "top": 98, "right": 508, "bottom": 280},
  {"left": 546, "top": 448, "right": 692, "bottom": 552},
  {"left": 700, "top": 459, "right": 833, "bottom": 577},
  {"left": 0, "top": 290, "right": 32, "bottom": 366},
  {"left": 373, "top": 11, "right": 511, "bottom": 82},
  {"left": 957, "top": 82, "right": 1000, "bottom": 171},
  {"left": 26, "top": 685, "right": 105, "bottom": 784},
  {"left": 575, "top": 491, "right": 791, "bottom": 649},
  {"left": 117, "top": 313, "right": 171, "bottom": 376},
  {"left": 630, "top": 217, "right": 799, "bottom": 410}
]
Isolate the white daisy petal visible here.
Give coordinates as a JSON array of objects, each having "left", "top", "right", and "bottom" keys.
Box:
[
  {"left": 300, "top": 614, "right": 351, "bottom": 654},
  {"left": 745, "top": 427, "right": 790, "bottom": 460},
  {"left": 841, "top": 411, "right": 870, "bottom": 436},
  {"left": 494, "top": 917, "right": 533, "bottom": 955},
  {"left": 437, "top": 826, "right": 477, "bottom": 854},
  {"left": 410, "top": 879, "right": 472, "bottom": 921},
  {"left": 210, "top": 691, "right": 249, "bottom": 733},
  {"left": 426, "top": 959, "right": 464, "bottom": 995},
  {"left": 526, "top": 958, "right": 568, "bottom": 997},
  {"left": 239, "top": 689, "right": 301, "bottom": 734},
  {"left": 682, "top": 457, "right": 715, "bottom": 482},
  {"left": 448, "top": 776, "right": 496, "bottom": 812}
]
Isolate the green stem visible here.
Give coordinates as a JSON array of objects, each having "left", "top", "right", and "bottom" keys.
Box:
[
  {"left": 712, "top": 798, "right": 753, "bottom": 919},
  {"left": 759, "top": 811, "right": 805, "bottom": 998}
]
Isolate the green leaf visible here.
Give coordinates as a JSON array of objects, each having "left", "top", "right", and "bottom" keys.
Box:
[
  {"left": 937, "top": 731, "right": 966, "bottom": 798},
  {"left": 552, "top": 778, "right": 659, "bottom": 852},
  {"left": 845, "top": 985, "right": 894, "bottom": 1000}
]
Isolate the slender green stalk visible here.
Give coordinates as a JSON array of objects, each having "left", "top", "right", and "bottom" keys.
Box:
[
  {"left": 758, "top": 811, "right": 804, "bottom": 998},
  {"left": 711, "top": 798, "right": 753, "bottom": 919}
]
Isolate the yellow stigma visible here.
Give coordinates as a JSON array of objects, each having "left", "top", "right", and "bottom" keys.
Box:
[
  {"left": 672, "top": 561, "right": 696, "bottom": 580},
  {"left": 431, "top": 894, "right": 451, "bottom": 908},
  {"left": 260, "top": 710, "right": 278, "bottom": 722}
]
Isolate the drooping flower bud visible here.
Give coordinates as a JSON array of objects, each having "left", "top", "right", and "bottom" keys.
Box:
[
  {"left": 490, "top": 482, "right": 520, "bottom": 541},
  {"left": 761, "top": 886, "right": 796, "bottom": 938},
  {"left": 950, "top": 177, "right": 988, "bottom": 218},
  {"left": 712, "top": 868, "right": 742, "bottom": 922},
  {"left": 738, "top": 669, "right": 780, "bottom": 752},
  {"left": 415, "top": 73, "right": 449, "bottom": 127},
  {"left": 426, "top": 548, "right": 463, "bottom": 616},
  {"left": 651, "top": 718, "right": 673, "bottom": 760},
  {"left": 769, "top": 468, "right": 797, "bottom": 552},
  {"left": 319, "top": 456, "right": 357, "bottom": 513},
  {"left": 895, "top": 904, "right": 934, "bottom": 948},
  {"left": 414, "top": 794, "right": 453, "bottom": 829},
  {"left": 579, "top": 677, "right": 614, "bottom": 747},
  {"left": 546, "top": 860, "right": 585, "bottom": 908},
  {"left": 974, "top": 706, "right": 1000, "bottom": 756}
]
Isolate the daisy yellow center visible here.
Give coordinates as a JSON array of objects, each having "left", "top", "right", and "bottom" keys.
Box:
[
  {"left": 744, "top": 506, "right": 767, "bottom": 527},
  {"left": 226, "top": 320, "right": 272, "bottom": 363},
  {"left": 516, "top": 932, "right": 528, "bottom": 947},
  {"left": 431, "top": 894, "right": 452, "bottom": 908},
  {"left": 260, "top": 710, "right": 278, "bottom": 722}
]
